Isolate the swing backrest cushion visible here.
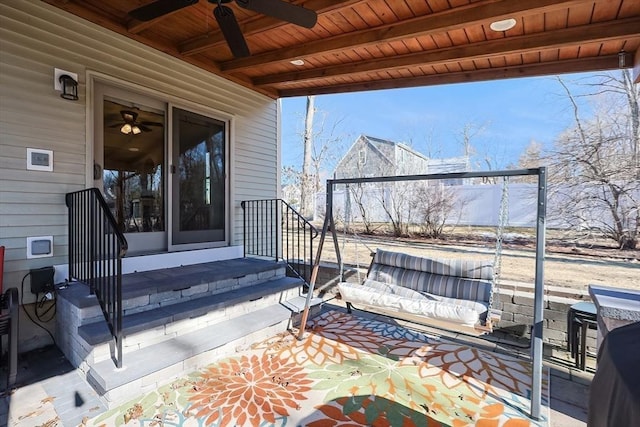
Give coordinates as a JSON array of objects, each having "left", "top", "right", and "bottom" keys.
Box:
[{"left": 367, "top": 249, "right": 494, "bottom": 305}]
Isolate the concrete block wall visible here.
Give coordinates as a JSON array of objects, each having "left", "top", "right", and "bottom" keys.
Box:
[{"left": 494, "top": 281, "right": 597, "bottom": 353}]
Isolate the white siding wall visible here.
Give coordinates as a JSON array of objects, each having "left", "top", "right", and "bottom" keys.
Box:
[{"left": 0, "top": 1, "right": 278, "bottom": 304}]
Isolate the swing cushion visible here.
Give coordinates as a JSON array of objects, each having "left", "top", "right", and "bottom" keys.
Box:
[
  {"left": 338, "top": 280, "right": 482, "bottom": 326},
  {"left": 339, "top": 249, "right": 494, "bottom": 326},
  {"left": 369, "top": 249, "right": 494, "bottom": 305}
]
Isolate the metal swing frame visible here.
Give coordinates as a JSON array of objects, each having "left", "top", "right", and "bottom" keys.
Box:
[{"left": 298, "top": 167, "right": 547, "bottom": 420}]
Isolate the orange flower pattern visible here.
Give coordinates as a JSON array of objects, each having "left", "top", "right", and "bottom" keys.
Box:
[
  {"left": 86, "top": 310, "right": 548, "bottom": 427},
  {"left": 188, "top": 353, "right": 313, "bottom": 426}
]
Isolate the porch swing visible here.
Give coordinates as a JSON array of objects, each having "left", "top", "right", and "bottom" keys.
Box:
[
  {"left": 297, "top": 168, "right": 548, "bottom": 421},
  {"left": 336, "top": 177, "right": 510, "bottom": 336}
]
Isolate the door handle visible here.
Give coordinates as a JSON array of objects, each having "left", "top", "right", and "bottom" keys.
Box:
[{"left": 93, "top": 163, "right": 102, "bottom": 180}]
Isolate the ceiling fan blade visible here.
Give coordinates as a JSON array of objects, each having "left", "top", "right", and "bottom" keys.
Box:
[
  {"left": 214, "top": 5, "right": 250, "bottom": 58},
  {"left": 138, "top": 124, "right": 153, "bottom": 132},
  {"left": 236, "top": 0, "right": 317, "bottom": 29},
  {"left": 140, "top": 121, "right": 164, "bottom": 127},
  {"left": 129, "top": 0, "right": 199, "bottom": 22}
]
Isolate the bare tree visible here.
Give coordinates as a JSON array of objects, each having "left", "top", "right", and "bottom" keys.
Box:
[
  {"left": 514, "top": 140, "right": 544, "bottom": 183},
  {"left": 518, "top": 140, "right": 540, "bottom": 166},
  {"left": 310, "top": 114, "right": 347, "bottom": 193},
  {"left": 347, "top": 183, "right": 376, "bottom": 234},
  {"left": 458, "top": 122, "right": 482, "bottom": 159},
  {"left": 578, "top": 70, "right": 639, "bottom": 178},
  {"left": 377, "top": 182, "right": 414, "bottom": 237},
  {"left": 547, "top": 71, "right": 639, "bottom": 249},
  {"left": 289, "top": 97, "right": 349, "bottom": 218},
  {"left": 281, "top": 165, "right": 302, "bottom": 207},
  {"left": 454, "top": 121, "right": 504, "bottom": 183},
  {"left": 300, "top": 96, "right": 315, "bottom": 218},
  {"left": 347, "top": 143, "right": 389, "bottom": 234},
  {"left": 410, "top": 182, "right": 466, "bottom": 238}
]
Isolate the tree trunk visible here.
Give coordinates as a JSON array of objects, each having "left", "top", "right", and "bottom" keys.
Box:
[{"left": 300, "top": 96, "right": 315, "bottom": 218}]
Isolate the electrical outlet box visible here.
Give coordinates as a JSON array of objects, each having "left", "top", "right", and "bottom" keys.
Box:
[
  {"left": 30, "top": 266, "right": 55, "bottom": 294},
  {"left": 27, "top": 236, "right": 53, "bottom": 258},
  {"left": 26, "top": 148, "right": 53, "bottom": 172}
]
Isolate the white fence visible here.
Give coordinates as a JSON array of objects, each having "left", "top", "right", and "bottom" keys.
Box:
[{"left": 315, "top": 182, "right": 639, "bottom": 230}]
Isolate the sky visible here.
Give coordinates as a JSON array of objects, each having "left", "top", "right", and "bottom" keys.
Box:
[{"left": 280, "top": 71, "right": 598, "bottom": 173}]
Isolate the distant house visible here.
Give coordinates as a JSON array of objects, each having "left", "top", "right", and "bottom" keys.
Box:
[
  {"left": 425, "top": 156, "right": 471, "bottom": 185},
  {"left": 333, "top": 135, "right": 469, "bottom": 184}
]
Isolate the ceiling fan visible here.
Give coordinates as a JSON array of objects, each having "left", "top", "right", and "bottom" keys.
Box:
[
  {"left": 109, "top": 110, "right": 163, "bottom": 135},
  {"left": 129, "top": 0, "right": 317, "bottom": 58}
]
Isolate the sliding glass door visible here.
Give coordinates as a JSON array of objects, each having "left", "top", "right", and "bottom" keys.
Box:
[
  {"left": 170, "top": 107, "right": 227, "bottom": 247},
  {"left": 94, "top": 82, "right": 229, "bottom": 254},
  {"left": 94, "top": 84, "right": 167, "bottom": 254}
]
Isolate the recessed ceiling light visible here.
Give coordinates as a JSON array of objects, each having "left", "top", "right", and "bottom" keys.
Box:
[
  {"left": 128, "top": 147, "right": 140, "bottom": 152},
  {"left": 490, "top": 18, "right": 517, "bottom": 32},
  {"left": 290, "top": 59, "right": 305, "bottom": 66}
]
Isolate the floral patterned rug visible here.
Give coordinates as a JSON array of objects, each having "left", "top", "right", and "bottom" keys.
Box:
[{"left": 86, "top": 310, "right": 548, "bottom": 426}]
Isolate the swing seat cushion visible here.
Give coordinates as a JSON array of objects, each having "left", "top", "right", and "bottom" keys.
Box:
[
  {"left": 339, "top": 249, "right": 494, "bottom": 326},
  {"left": 368, "top": 249, "right": 494, "bottom": 306},
  {"left": 338, "top": 280, "right": 483, "bottom": 326}
]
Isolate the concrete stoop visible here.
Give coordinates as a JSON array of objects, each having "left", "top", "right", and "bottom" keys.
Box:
[{"left": 55, "top": 257, "right": 323, "bottom": 407}]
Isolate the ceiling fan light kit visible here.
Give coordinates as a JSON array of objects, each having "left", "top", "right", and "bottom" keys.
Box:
[
  {"left": 129, "top": 0, "right": 318, "bottom": 58},
  {"left": 120, "top": 124, "right": 143, "bottom": 135},
  {"left": 120, "top": 123, "right": 132, "bottom": 134},
  {"left": 111, "top": 109, "right": 163, "bottom": 135}
]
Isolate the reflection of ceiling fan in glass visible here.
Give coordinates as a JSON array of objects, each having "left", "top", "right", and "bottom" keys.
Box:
[{"left": 110, "top": 110, "right": 163, "bottom": 135}]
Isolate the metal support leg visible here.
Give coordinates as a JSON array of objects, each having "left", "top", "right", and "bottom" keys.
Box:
[{"left": 580, "top": 321, "right": 588, "bottom": 370}]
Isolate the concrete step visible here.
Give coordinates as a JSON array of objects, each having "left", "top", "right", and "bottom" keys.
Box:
[
  {"left": 54, "top": 256, "right": 326, "bottom": 407},
  {"left": 56, "top": 257, "right": 290, "bottom": 369},
  {"left": 57, "top": 258, "right": 286, "bottom": 322},
  {"left": 118, "top": 259, "right": 286, "bottom": 315},
  {"left": 87, "top": 304, "right": 293, "bottom": 406},
  {"left": 78, "top": 276, "right": 302, "bottom": 363},
  {"left": 79, "top": 276, "right": 301, "bottom": 345}
]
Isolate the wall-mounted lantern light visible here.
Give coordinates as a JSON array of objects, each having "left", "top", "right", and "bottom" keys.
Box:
[
  {"left": 59, "top": 75, "right": 79, "bottom": 100},
  {"left": 54, "top": 68, "right": 79, "bottom": 101}
]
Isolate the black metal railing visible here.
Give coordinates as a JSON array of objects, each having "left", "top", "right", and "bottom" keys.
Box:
[
  {"left": 66, "top": 188, "right": 127, "bottom": 368},
  {"left": 241, "top": 199, "right": 318, "bottom": 284}
]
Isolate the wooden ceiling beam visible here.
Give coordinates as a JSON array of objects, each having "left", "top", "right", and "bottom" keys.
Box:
[
  {"left": 220, "top": 0, "right": 589, "bottom": 72},
  {"left": 277, "top": 56, "right": 624, "bottom": 97},
  {"left": 179, "top": 0, "right": 362, "bottom": 56},
  {"left": 128, "top": 18, "right": 158, "bottom": 34},
  {"left": 254, "top": 17, "right": 640, "bottom": 86},
  {"left": 126, "top": 0, "right": 188, "bottom": 34}
]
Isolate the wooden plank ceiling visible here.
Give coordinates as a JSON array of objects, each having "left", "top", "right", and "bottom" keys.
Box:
[{"left": 43, "top": 0, "right": 640, "bottom": 99}]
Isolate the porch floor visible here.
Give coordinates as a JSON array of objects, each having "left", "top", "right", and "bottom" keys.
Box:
[{"left": 2, "top": 300, "right": 592, "bottom": 427}]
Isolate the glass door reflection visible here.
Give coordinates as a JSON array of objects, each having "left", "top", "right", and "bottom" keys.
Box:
[{"left": 171, "top": 107, "right": 227, "bottom": 246}]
